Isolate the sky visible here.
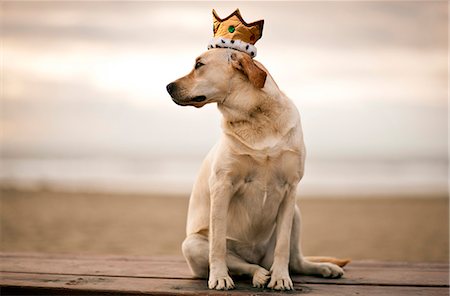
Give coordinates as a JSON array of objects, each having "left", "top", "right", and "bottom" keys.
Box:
[{"left": 1, "top": 1, "right": 448, "bottom": 196}]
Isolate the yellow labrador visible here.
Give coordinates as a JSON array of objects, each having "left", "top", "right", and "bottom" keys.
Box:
[{"left": 167, "top": 48, "right": 348, "bottom": 291}]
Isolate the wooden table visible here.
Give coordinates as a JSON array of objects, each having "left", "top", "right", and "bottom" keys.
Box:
[{"left": 0, "top": 253, "right": 448, "bottom": 295}]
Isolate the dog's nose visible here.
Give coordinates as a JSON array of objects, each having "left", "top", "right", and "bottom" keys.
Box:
[{"left": 166, "top": 82, "right": 177, "bottom": 95}]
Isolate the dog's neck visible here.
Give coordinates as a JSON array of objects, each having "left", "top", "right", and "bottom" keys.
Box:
[{"left": 217, "top": 80, "right": 300, "bottom": 152}]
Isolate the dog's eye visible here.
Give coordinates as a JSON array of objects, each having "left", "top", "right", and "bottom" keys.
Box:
[{"left": 195, "top": 62, "right": 204, "bottom": 70}]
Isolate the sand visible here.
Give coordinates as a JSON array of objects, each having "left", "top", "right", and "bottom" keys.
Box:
[{"left": 0, "top": 190, "right": 448, "bottom": 262}]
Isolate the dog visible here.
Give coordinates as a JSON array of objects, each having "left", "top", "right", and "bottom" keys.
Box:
[{"left": 166, "top": 48, "right": 348, "bottom": 290}]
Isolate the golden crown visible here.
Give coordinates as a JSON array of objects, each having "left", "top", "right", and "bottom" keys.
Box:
[{"left": 208, "top": 9, "right": 264, "bottom": 58}]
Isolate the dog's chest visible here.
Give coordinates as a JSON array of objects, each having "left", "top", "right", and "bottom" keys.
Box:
[
  {"left": 237, "top": 149, "right": 301, "bottom": 195},
  {"left": 227, "top": 150, "right": 302, "bottom": 241}
]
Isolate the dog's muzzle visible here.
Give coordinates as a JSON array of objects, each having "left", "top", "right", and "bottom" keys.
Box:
[
  {"left": 166, "top": 82, "right": 177, "bottom": 97},
  {"left": 166, "top": 82, "right": 207, "bottom": 106}
]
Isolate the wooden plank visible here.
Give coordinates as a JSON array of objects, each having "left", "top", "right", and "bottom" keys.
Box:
[
  {"left": 1, "top": 253, "right": 448, "bottom": 287},
  {"left": 0, "top": 254, "right": 192, "bottom": 279},
  {"left": 2, "top": 253, "right": 447, "bottom": 269},
  {"left": 292, "top": 264, "right": 449, "bottom": 287},
  {"left": 1, "top": 272, "right": 449, "bottom": 296},
  {"left": 0, "top": 253, "right": 185, "bottom": 263}
]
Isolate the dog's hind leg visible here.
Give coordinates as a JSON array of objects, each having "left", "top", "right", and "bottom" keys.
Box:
[
  {"left": 182, "top": 233, "right": 209, "bottom": 278},
  {"left": 182, "top": 233, "right": 270, "bottom": 287},
  {"left": 288, "top": 206, "right": 344, "bottom": 278}
]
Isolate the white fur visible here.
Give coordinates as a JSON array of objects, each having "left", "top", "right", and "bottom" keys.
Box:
[{"left": 208, "top": 37, "right": 257, "bottom": 57}]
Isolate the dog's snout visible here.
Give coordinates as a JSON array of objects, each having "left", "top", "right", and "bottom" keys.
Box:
[{"left": 166, "top": 82, "right": 177, "bottom": 95}]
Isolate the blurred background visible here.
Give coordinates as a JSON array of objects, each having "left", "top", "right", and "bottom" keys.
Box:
[{"left": 1, "top": 1, "right": 448, "bottom": 262}]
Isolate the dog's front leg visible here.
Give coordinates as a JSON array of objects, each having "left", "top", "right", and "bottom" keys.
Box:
[
  {"left": 268, "top": 187, "right": 296, "bottom": 290},
  {"left": 208, "top": 179, "right": 235, "bottom": 290}
]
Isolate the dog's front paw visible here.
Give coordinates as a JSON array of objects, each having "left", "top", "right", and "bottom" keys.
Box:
[
  {"left": 208, "top": 273, "right": 235, "bottom": 290},
  {"left": 267, "top": 269, "right": 293, "bottom": 291},
  {"left": 252, "top": 267, "right": 270, "bottom": 288},
  {"left": 317, "top": 263, "right": 344, "bottom": 278}
]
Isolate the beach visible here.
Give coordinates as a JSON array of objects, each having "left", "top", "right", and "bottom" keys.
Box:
[
  {"left": 1, "top": 189, "right": 447, "bottom": 263},
  {"left": 2, "top": 0, "right": 448, "bottom": 265}
]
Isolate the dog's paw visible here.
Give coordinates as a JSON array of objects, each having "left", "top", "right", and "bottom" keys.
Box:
[
  {"left": 267, "top": 269, "right": 294, "bottom": 291},
  {"left": 252, "top": 267, "right": 270, "bottom": 288},
  {"left": 317, "top": 262, "right": 344, "bottom": 278},
  {"left": 208, "top": 273, "right": 235, "bottom": 290}
]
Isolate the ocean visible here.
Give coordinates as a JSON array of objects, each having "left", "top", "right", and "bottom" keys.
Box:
[{"left": 1, "top": 156, "right": 446, "bottom": 197}]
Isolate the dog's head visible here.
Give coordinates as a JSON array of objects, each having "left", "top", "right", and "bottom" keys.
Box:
[{"left": 166, "top": 49, "right": 267, "bottom": 108}]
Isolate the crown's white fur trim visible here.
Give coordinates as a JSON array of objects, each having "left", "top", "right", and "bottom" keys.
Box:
[{"left": 208, "top": 37, "right": 257, "bottom": 58}]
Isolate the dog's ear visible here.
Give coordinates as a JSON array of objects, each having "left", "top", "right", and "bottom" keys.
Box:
[{"left": 230, "top": 52, "right": 267, "bottom": 89}]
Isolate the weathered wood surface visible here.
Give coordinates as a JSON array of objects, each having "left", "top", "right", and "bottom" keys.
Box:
[{"left": 0, "top": 253, "right": 448, "bottom": 295}]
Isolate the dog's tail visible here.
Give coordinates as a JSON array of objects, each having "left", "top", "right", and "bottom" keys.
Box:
[{"left": 305, "top": 256, "right": 351, "bottom": 267}]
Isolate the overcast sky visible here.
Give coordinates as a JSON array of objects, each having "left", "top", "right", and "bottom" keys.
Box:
[{"left": 1, "top": 1, "right": 448, "bottom": 195}]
